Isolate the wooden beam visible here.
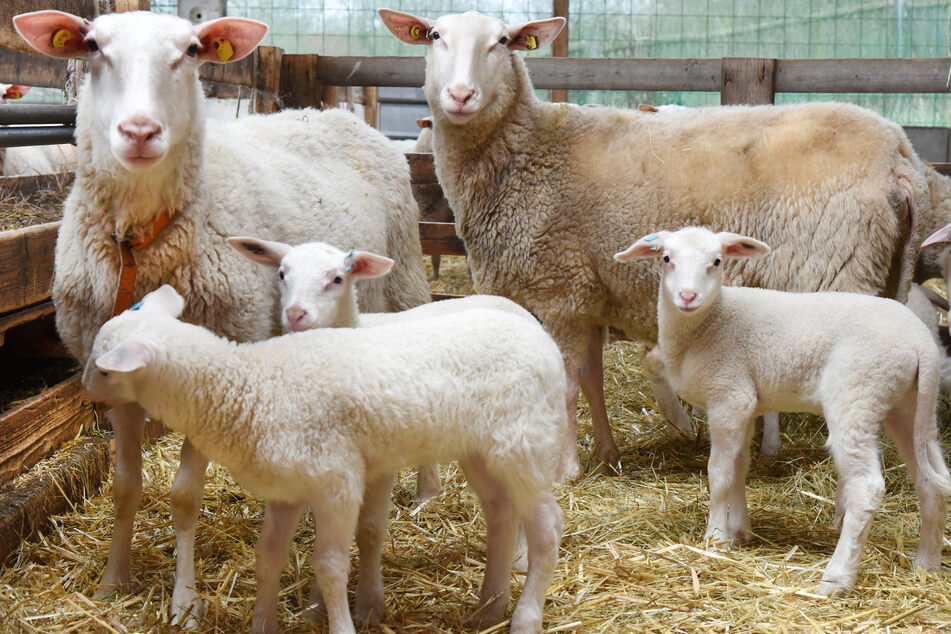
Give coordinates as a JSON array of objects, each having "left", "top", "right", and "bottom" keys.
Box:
[
  {"left": 0, "top": 373, "right": 93, "bottom": 486},
  {"left": 406, "top": 152, "right": 436, "bottom": 184},
  {"left": 0, "top": 301, "right": 54, "bottom": 339},
  {"left": 0, "top": 49, "right": 68, "bottom": 90},
  {"left": 551, "top": 0, "right": 569, "bottom": 103},
  {"left": 363, "top": 85, "right": 379, "bottom": 128},
  {"left": 721, "top": 57, "right": 776, "bottom": 105},
  {"left": 253, "top": 46, "right": 283, "bottom": 114},
  {"left": 774, "top": 58, "right": 951, "bottom": 93},
  {"left": 114, "top": 0, "right": 150, "bottom": 11},
  {"left": 0, "top": 0, "right": 99, "bottom": 55},
  {"left": 419, "top": 221, "right": 465, "bottom": 256},
  {"left": 199, "top": 53, "right": 256, "bottom": 88},
  {"left": 279, "top": 53, "right": 321, "bottom": 109},
  {"left": 0, "top": 222, "right": 57, "bottom": 315}
]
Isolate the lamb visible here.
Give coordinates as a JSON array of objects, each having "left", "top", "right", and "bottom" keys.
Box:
[
  {"left": 14, "top": 9, "right": 430, "bottom": 625},
  {"left": 0, "top": 83, "right": 78, "bottom": 176},
  {"left": 83, "top": 285, "right": 565, "bottom": 634},
  {"left": 378, "top": 9, "right": 929, "bottom": 479},
  {"left": 614, "top": 226, "right": 951, "bottom": 596}
]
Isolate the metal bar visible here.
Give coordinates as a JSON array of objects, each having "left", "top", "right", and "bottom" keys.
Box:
[
  {"left": 0, "top": 104, "right": 77, "bottom": 126},
  {"left": 0, "top": 127, "right": 76, "bottom": 148}
]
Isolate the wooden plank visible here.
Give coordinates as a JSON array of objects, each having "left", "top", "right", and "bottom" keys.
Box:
[
  {"left": 550, "top": 0, "right": 569, "bottom": 103},
  {"left": 774, "top": 58, "right": 951, "bottom": 93},
  {"left": 721, "top": 57, "right": 775, "bottom": 105},
  {"left": 0, "top": 301, "right": 54, "bottom": 339},
  {"left": 363, "top": 85, "right": 379, "bottom": 128},
  {"left": 0, "top": 0, "right": 99, "bottom": 55},
  {"left": 0, "top": 433, "right": 111, "bottom": 564},
  {"left": 432, "top": 293, "right": 465, "bottom": 302},
  {"left": 115, "top": 0, "right": 150, "bottom": 11},
  {"left": 933, "top": 163, "right": 951, "bottom": 178},
  {"left": 419, "top": 221, "right": 465, "bottom": 256},
  {"left": 199, "top": 53, "right": 256, "bottom": 88},
  {"left": 279, "top": 53, "right": 321, "bottom": 109},
  {"left": 407, "top": 152, "right": 436, "bottom": 184},
  {"left": 0, "top": 222, "right": 58, "bottom": 315},
  {"left": 0, "top": 49, "right": 68, "bottom": 89},
  {"left": 0, "top": 172, "right": 73, "bottom": 197},
  {"left": 0, "top": 373, "right": 93, "bottom": 486},
  {"left": 253, "top": 46, "right": 283, "bottom": 114}
]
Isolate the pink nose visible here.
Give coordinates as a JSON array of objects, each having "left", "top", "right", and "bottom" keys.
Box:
[
  {"left": 117, "top": 115, "right": 162, "bottom": 146},
  {"left": 447, "top": 86, "right": 474, "bottom": 106},
  {"left": 678, "top": 290, "right": 697, "bottom": 304},
  {"left": 284, "top": 305, "right": 309, "bottom": 330}
]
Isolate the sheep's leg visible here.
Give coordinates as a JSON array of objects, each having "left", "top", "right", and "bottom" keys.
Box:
[
  {"left": 644, "top": 346, "right": 694, "bottom": 438},
  {"left": 460, "top": 456, "right": 519, "bottom": 629},
  {"left": 94, "top": 402, "right": 146, "bottom": 598},
  {"left": 412, "top": 463, "right": 440, "bottom": 507},
  {"left": 759, "top": 413, "right": 781, "bottom": 459},
  {"left": 580, "top": 324, "right": 620, "bottom": 468},
  {"left": 310, "top": 490, "right": 361, "bottom": 634},
  {"left": 250, "top": 500, "right": 304, "bottom": 634},
  {"left": 560, "top": 357, "right": 583, "bottom": 482},
  {"left": 353, "top": 472, "right": 396, "bottom": 628},
  {"left": 510, "top": 489, "right": 563, "bottom": 634},
  {"left": 170, "top": 438, "right": 210, "bottom": 626},
  {"left": 431, "top": 254, "right": 441, "bottom": 279},
  {"left": 705, "top": 406, "right": 754, "bottom": 545},
  {"left": 818, "top": 415, "right": 884, "bottom": 597}
]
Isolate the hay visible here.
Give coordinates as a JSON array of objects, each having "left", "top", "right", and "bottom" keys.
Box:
[
  {"left": 0, "top": 176, "right": 70, "bottom": 232},
  {"left": 2, "top": 256, "right": 951, "bottom": 632}
]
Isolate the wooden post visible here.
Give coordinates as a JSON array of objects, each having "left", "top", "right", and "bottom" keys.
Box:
[
  {"left": 720, "top": 57, "right": 776, "bottom": 105},
  {"left": 363, "top": 86, "right": 379, "bottom": 128},
  {"left": 115, "top": 0, "right": 150, "bottom": 11},
  {"left": 253, "top": 46, "right": 283, "bottom": 113},
  {"left": 279, "top": 53, "right": 321, "bottom": 109},
  {"left": 550, "top": 0, "right": 569, "bottom": 103}
]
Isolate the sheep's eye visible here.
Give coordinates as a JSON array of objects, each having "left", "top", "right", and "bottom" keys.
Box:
[
  {"left": 499, "top": 36, "right": 508, "bottom": 45},
  {"left": 99, "top": 370, "right": 108, "bottom": 377},
  {"left": 430, "top": 31, "right": 440, "bottom": 40},
  {"left": 278, "top": 270, "right": 285, "bottom": 280},
  {"left": 86, "top": 38, "right": 99, "bottom": 52},
  {"left": 663, "top": 255, "right": 670, "bottom": 263},
  {"left": 333, "top": 275, "right": 343, "bottom": 284},
  {"left": 187, "top": 43, "right": 199, "bottom": 57},
  {"left": 713, "top": 257, "right": 721, "bottom": 266}
]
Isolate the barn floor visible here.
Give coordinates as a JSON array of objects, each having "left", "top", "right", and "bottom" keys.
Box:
[{"left": 2, "top": 256, "right": 951, "bottom": 632}]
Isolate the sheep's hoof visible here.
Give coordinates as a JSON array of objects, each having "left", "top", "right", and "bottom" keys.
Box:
[
  {"left": 92, "top": 580, "right": 131, "bottom": 600},
  {"left": 250, "top": 612, "right": 279, "bottom": 634},
  {"left": 353, "top": 599, "right": 383, "bottom": 629},
  {"left": 913, "top": 556, "right": 941, "bottom": 575},
  {"left": 817, "top": 579, "right": 851, "bottom": 597},
  {"left": 171, "top": 591, "right": 206, "bottom": 628}
]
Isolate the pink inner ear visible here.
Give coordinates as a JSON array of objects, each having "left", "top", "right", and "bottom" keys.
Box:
[
  {"left": 196, "top": 17, "right": 268, "bottom": 63},
  {"left": 13, "top": 11, "right": 92, "bottom": 59},
  {"left": 378, "top": 9, "right": 431, "bottom": 45}
]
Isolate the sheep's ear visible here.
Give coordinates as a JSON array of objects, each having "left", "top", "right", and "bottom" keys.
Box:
[
  {"left": 378, "top": 8, "right": 434, "bottom": 45},
  {"left": 921, "top": 222, "right": 951, "bottom": 249},
  {"left": 141, "top": 285, "right": 185, "bottom": 318},
  {"left": 4, "top": 85, "right": 30, "bottom": 100},
  {"left": 227, "top": 236, "right": 292, "bottom": 268},
  {"left": 345, "top": 251, "right": 394, "bottom": 279},
  {"left": 416, "top": 117, "right": 433, "bottom": 129},
  {"left": 505, "top": 17, "right": 566, "bottom": 51},
  {"left": 717, "top": 232, "right": 770, "bottom": 259},
  {"left": 95, "top": 341, "right": 150, "bottom": 373},
  {"left": 13, "top": 11, "right": 95, "bottom": 59},
  {"left": 614, "top": 232, "right": 670, "bottom": 262},
  {"left": 195, "top": 17, "right": 267, "bottom": 64}
]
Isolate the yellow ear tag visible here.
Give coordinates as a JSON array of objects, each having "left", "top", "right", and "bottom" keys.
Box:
[
  {"left": 214, "top": 39, "right": 234, "bottom": 62},
  {"left": 52, "top": 29, "right": 72, "bottom": 49},
  {"left": 524, "top": 34, "right": 538, "bottom": 50},
  {"left": 6, "top": 90, "right": 21, "bottom": 100},
  {"left": 410, "top": 23, "right": 423, "bottom": 40}
]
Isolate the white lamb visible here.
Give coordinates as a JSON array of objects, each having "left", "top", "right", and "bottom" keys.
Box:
[
  {"left": 378, "top": 9, "right": 929, "bottom": 480},
  {"left": 14, "top": 9, "right": 430, "bottom": 624},
  {"left": 83, "top": 285, "right": 565, "bottom": 634},
  {"left": 614, "top": 226, "right": 951, "bottom": 596}
]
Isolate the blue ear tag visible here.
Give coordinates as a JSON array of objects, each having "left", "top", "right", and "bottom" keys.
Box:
[
  {"left": 649, "top": 245, "right": 659, "bottom": 251},
  {"left": 644, "top": 234, "right": 658, "bottom": 241},
  {"left": 344, "top": 250, "right": 356, "bottom": 273},
  {"left": 128, "top": 300, "right": 144, "bottom": 311}
]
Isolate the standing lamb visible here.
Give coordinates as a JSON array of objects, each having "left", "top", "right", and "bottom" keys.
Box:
[
  {"left": 378, "top": 9, "right": 928, "bottom": 479},
  {"left": 614, "top": 226, "right": 951, "bottom": 595},
  {"left": 14, "top": 9, "right": 430, "bottom": 625},
  {"left": 83, "top": 285, "right": 566, "bottom": 634}
]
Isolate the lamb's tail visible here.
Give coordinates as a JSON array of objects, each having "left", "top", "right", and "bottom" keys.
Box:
[{"left": 913, "top": 348, "right": 951, "bottom": 497}]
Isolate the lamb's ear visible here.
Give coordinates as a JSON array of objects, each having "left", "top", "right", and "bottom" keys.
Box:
[
  {"left": 95, "top": 341, "right": 150, "bottom": 373},
  {"left": 614, "top": 232, "right": 670, "bottom": 262},
  {"left": 505, "top": 17, "right": 566, "bottom": 51},
  {"left": 227, "top": 236, "right": 292, "bottom": 268},
  {"left": 13, "top": 11, "right": 95, "bottom": 59},
  {"left": 195, "top": 17, "right": 268, "bottom": 64},
  {"left": 140, "top": 285, "right": 185, "bottom": 318},
  {"left": 344, "top": 251, "right": 394, "bottom": 279},
  {"left": 378, "top": 8, "right": 434, "bottom": 45},
  {"left": 921, "top": 222, "right": 951, "bottom": 249},
  {"left": 717, "top": 232, "right": 771, "bottom": 259}
]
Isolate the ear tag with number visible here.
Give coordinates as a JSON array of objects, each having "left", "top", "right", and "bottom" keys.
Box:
[
  {"left": 52, "top": 29, "right": 72, "bottom": 49},
  {"left": 214, "top": 39, "right": 234, "bottom": 62},
  {"left": 524, "top": 34, "right": 538, "bottom": 50},
  {"left": 410, "top": 23, "right": 424, "bottom": 40}
]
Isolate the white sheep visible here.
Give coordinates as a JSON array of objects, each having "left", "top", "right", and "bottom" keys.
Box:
[
  {"left": 0, "top": 83, "right": 78, "bottom": 176},
  {"left": 378, "top": 9, "right": 929, "bottom": 480},
  {"left": 614, "top": 226, "right": 951, "bottom": 596},
  {"left": 83, "top": 285, "right": 565, "bottom": 634},
  {"left": 14, "top": 9, "right": 430, "bottom": 625}
]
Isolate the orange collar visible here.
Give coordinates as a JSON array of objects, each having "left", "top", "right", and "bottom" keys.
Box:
[{"left": 111, "top": 207, "right": 178, "bottom": 316}]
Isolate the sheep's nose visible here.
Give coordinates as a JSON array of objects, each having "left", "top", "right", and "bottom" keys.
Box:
[
  {"left": 284, "top": 305, "right": 309, "bottom": 331},
  {"left": 447, "top": 85, "right": 474, "bottom": 106},
  {"left": 678, "top": 289, "right": 697, "bottom": 304},
  {"left": 117, "top": 115, "right": 162, "bottom": 145}
]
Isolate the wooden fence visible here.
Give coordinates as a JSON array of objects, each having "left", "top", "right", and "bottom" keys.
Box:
[{"left": 1, "top": 13, "right": 951, "bottom": 559}]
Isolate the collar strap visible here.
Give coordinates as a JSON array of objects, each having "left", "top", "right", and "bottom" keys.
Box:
[{"left": 111, "top": 207, "right": 178, "bottom": 316}]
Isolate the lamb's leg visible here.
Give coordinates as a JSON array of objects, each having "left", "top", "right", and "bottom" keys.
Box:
[
  {"left": 94, "top": 402, "right": 146, "bottom": 598},
  {"left": 580, "top": 324, "right": 620, "bottom": 468},
  {"left": 310, "top": 490, "right": 361, "bottom": 634},
  {"left": 705, "top": 406, "right": 754, "bottom": 545},
  {"left": 250, "top": 501, "right": 304, "bottom": 634},
  {"left": 759, "top": 413, "right": 781, "bottom": 459},
  {"left": 559, "top": 357, "right": 583, "bottom": 482},
  {"left": 170, "top": 438, "right": 210, "bottom": 626},
  {"left": 510, "top": 489, "right": 563, "bottom": 634},
  {"left": 460, "top": 456, "right": 519, "bottom": 629},
  {"left": 413, "top": 463, "right": 440, "bottom": 507},
  {"left": 644, "top": 346, "right": 694, "bottom": 438},
  {"left": 353, "top": 472, "right": 396, "bottom": 628},
  {"left": 431, "top": 254, "right": 441, "bottom": 279}
]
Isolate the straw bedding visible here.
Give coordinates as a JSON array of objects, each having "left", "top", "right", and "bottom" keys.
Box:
[
  {"left": 2, "top": 256, "right": 951, "bottom": 632},
  {"left": 0, "top": 176, "right": 69, "bottom": 231}
]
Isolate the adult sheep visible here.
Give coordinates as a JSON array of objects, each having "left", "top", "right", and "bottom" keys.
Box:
[
  {"left": 14, "top": 9, "right": 430, "bottom": 625},
  {"left": 379, "top": 9, "right": 928, "bottom": 479}
]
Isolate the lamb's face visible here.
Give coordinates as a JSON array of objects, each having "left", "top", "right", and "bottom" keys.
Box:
[{"left": 921, "top": 221, "right": 951, "bottom": 308}]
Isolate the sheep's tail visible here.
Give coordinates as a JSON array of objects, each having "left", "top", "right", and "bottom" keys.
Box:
[{"left": 913, "top": 348, "right": 951, "bottom": 497}]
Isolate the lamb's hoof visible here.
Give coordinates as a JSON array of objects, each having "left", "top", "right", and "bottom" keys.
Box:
[
  {"left": 704, "top": 528, "right": 750, "bottom": 548},
  {"left": 510, "top": 607, "right": 542, "bottom": 634},
  {"left": 250, "top": 611, "right": 279, "bottom": 634},
  {"left": 555, "top": 458, "right": 582, "bottom": 484},
  {"left": 469, "top": 598, "right": 507, "bottom": 631},
  {"left": 92, "top": 580, "right": 131, "bottom": 600},
  {"left": 913, "top": 555, "right": 940, "bottom": 575},
  {"left": 303, "top": 603, "right": 327, "bottom": 625},
  {"left": 817, "top": 578, "right": 851, "bottom": 597},
  {"left": 171, "top": 591, "right": 206, "bottom": 628},
  {"left": 353, "top": 600, "right": 383, "bottom": 629}
]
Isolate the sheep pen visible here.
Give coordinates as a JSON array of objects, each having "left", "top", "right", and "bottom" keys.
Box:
[{"left": 0, "top": 255, "right": 949, "bottom": 632}]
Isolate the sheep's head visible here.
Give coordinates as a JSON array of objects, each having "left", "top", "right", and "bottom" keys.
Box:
[
  {"left": 83, "top": 285, "right": 184, "bottom": 406},
  {"left": 14, "top": 10, "right": 266, "bottom": 171},
  {"left": 228, "top": 237, "right": 393, "bottom": 332},
  {"left": 921, "top": 222, "right": 951, "bottom": 309},
  {"left": 378, "top": 9, "right": 564, "bottom": 124},
  {"left": 614, "top": 227, "right": 770, "bottom": 314}
]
